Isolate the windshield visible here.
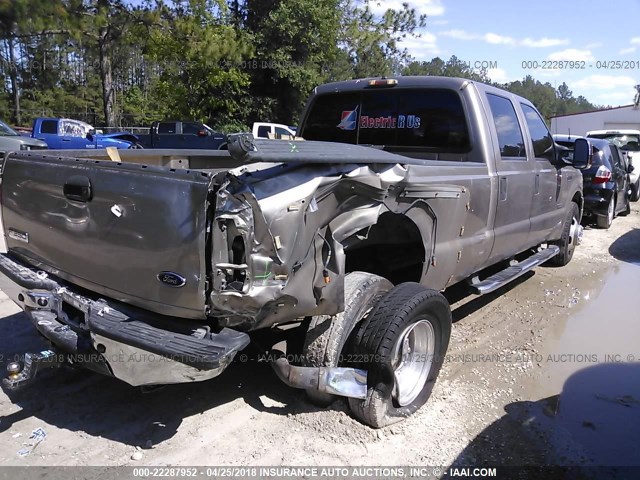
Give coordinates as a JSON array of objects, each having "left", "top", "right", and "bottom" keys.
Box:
[
  {"left": 60, "top": 119, "right": 94, "bottom": 137},
  {"left": 588, "top": 133, "right": 640, "bottom": 151},
  {"left": 0, "top": 120, "right": 19, "bottom": 136}
]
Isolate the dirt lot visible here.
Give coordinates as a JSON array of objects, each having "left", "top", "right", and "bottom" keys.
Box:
[{"left": 0, "top": 204, "right": 638, "bottom": 472}]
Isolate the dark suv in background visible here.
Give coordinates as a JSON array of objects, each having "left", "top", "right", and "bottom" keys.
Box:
[{"left": 554, "top": 135, "right": 632, "bottom": 229}]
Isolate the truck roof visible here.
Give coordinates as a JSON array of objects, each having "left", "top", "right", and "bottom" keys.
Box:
[{"left": 311, "top": 76, "right": 537, "bottom": 109}]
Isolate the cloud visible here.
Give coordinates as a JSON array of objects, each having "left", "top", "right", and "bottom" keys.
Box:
[
  {"left": 484, "top": 33, "right": 515, "bottom": 45},
  {"left": 487, "top": 68, "right": 510, "bottom": 83},
  {"left": 591, "top": 90, "right": 637, "bottom": 106},
  {"left": 619, "top": 47, "right": 637, "bottom": 55},
  {"left": 440, "top": 29, "right": 567, "bottom": 48},
  {"left": 441, "top": 29, "right": 477, "bottom": 40},
  {"left": 572, "top": 74, "right": 637, "bottom": 90},
  {"left": 368, "top": 0, "right": 444, "bottom": 17},
  {"left": 631, "top": 37, "right": 640, "bottom": 45},
  {"left": 399, "top": 32, "right": 440, "bottom": 59},
  {"left": 521, "top": 37, "right": 569, "bottom": 48},
  {"left": 547, "top": 49, "right": 594, "bottom": 61}
]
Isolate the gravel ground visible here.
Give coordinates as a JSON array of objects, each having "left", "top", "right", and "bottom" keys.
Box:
[{"left": 0, "top": 203, "right": 638, "bottom": 475}]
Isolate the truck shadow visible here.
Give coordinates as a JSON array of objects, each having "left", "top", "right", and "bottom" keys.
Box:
[
  {"left": 609, "top": 228, "right": 640, "bottom": 265},
  {"left": 443, "top": 363, "right": 640, "bottom": 479},
  {"left": 0, "top": 312, "right": 319, "bottom": 448},
  {"left": 445, "top": 271, "right": 535, "bottom": 323}
]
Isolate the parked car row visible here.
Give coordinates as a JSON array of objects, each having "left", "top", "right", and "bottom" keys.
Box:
[
  {"left": 3, "top": 117, "right": 301, "bottom": 151},
  {"left": 554, "top": 133, "right": 635, "bottom": 229}
]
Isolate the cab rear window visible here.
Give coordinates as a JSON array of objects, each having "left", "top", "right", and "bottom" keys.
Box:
[{"left": 301, "top": 88, "right": 471, "bottom": 153}]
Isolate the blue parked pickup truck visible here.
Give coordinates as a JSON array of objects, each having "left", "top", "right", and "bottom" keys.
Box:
[{"left": 31, "top": 118, "right": 142, "bottom": 149}]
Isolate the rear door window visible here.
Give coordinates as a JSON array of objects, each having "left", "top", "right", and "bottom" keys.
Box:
[
  {"left": 486, "top": 94, "right": 526, "bottom": 159},
  {"left": 40, "top": 120, "right": 58, "bottom": 134},
  {"left": 256, "top": 126, "right": 270, "bottom": 138},
  {"left": 157, "top": 122, "right": 176, "bottom": 134}
]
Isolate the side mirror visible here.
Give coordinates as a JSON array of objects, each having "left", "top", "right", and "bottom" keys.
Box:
[
  {"left": 571, "top": 138, "right": 592, "bottom": 170},
  {"left": 629, "top": 164, "right": 635, "bottom": 173},
  {"left": 555, "top": 144, "right": 572, "bottom": 165},
  {"left": 197, "top": 130, "right": 209, "bottom": 137}
]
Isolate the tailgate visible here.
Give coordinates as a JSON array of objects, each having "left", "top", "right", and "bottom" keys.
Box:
[{"left": 1, "top": 153, "right": 213, "bottom": 319}]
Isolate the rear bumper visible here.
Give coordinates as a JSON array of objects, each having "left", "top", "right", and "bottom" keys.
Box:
[
  {"left": 0, "top": 254, "right": 249, "bottom": 386},
  {"left": 583, "top": 189, "right": 614, "bottom": 217}
]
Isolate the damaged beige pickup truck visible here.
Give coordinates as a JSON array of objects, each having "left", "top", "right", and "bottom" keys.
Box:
[{"left": 0, "top": 77, "right": 588, "bottom": 427}]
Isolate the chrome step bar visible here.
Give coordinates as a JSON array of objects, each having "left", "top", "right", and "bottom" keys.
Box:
[{"left": 468, "top": 246, "right": 560, "bottom": 295}]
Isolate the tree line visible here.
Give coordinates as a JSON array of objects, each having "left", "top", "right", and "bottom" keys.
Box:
[{"left": 0, "top": 0, "right": 597, "bottom": 132}]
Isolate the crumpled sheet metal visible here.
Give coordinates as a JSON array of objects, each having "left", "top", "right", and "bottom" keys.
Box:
[{"left": 209, "top": 160, "right": 453, "bottom": 330}]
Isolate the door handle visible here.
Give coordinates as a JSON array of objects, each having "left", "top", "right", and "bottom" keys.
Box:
[
  {"left": 534, "top": 174, "right": 540, "bottom": 194},
  {"left": 499, "top": 176, "right": 507, "bottom": 201},
  {"left": 62, "top": 138, "right": 71, "bottom": 142},
  {"left": 64, "top": 175, "right": 92, "bottom": 202}
]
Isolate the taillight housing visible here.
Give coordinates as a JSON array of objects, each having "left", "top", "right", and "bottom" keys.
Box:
[{"left": 592, "top": 165, "right": 612, "bottom": 184}]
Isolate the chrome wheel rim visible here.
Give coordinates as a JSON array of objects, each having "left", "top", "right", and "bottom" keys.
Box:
[
  {"left": 392, "top": 319, "right": 435, "bottom": 406},
  {"left": 568, "top": 215, "right": 581, "bottom": 252}
]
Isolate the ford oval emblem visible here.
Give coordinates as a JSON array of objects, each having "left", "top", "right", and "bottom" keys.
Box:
[{"left": 157, "top": 271, "right": 186, "bottom": 288}]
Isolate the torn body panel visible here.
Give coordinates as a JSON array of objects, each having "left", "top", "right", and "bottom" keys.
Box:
[{"left": 208, "top": 156, "right": 470, "bottom": 331}]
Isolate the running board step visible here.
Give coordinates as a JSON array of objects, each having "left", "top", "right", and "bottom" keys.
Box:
[{"left": 468, "top": 246, "right": 560, "bottom": 295}]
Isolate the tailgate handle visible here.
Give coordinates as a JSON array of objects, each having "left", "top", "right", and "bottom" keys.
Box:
[{"left": 64, "top": 176, "right": 92, "bottom": 202}]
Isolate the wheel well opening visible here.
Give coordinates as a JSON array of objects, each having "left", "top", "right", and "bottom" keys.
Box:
[
  {"left": 344, "top": 212, "right": 425, "bottom": 285},
  {"left": 572, "top": 192, "right": 583, "bottom": 215}
]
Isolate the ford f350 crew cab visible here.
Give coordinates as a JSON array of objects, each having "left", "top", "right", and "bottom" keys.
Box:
[{"left": 0, "top": 77, "right": 588, "bottom": 427}]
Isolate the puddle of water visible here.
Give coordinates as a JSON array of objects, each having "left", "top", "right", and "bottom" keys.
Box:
[
  {"left": 542, "top": 263, "right": 640, "bottom": 392},
  {"left": 528, "top": 263, "right": 640, "bottom": 467}
]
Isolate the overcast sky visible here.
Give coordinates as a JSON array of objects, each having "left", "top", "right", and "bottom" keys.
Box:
[{"left": 384, "top": 0, "right": 640, "bottom": 106}]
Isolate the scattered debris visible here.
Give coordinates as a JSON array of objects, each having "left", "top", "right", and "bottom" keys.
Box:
[
  {"left": 16, "top": 427, "right": 47, "bottom": 457},
  {"left": 131, "top": 451, "right": 143, "bottom": 461},
  {"left": 259, "top": 395, "right": 286, "bottom": 409}
]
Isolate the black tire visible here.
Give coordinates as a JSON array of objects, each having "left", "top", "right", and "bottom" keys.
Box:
[
  {"left": 596, "top": 192, "right": 618, "bottom": 230},
  {"left": 548, "top": 202, "right": 580, "bottom": 267},
  {"left": 129, "top": 142, "right": 144, "bottom": 149},
  {"left": 596, "top": 196, "right": 615, "bottom": 229},
  {"left": 631, "top": 180, "right": 640, "bottom": 202},
  {"left": 347, "top": 283, "right": 452, "bottom": 428},
  {"left": 620, "top": 192, "right": 631, "bottom": 216},
  {"left": 301, "top": 272, "right": 393, "bottom": 406}
]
